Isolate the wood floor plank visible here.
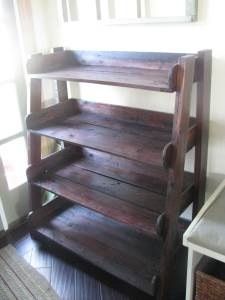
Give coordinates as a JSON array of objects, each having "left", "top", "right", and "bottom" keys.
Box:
[
  {"left": 13, "top": 235, "right": 37, "bottom": 257},
  {"left": 11, "top": 226, "right": 186, "bottom": 299},
  {"left": 30, "top": 245, "right": 52, "bottom": 268},
  {"left": 23, "top": 251, "right": 32, "bottom": 264},
  {"left": 100, "top": 284, "right": 130, "bottom": 300},
  {"left": 75, "top": 269, "right": 101, "bottom": 300},
  {"left": 36, "top": 267, "right": 51, "bottom": 282},
  {"left": 51, "top": 255, "right": 75, "bottom": 300}
]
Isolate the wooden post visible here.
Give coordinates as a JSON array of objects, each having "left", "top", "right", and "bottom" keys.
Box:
[
  {"left": 193, "top": 50, "right": 212, "bottom": 216},
  {"left": 158, "top": 55, "right": 196, "bottom": 300},
  {"left": 28, "top": 73, "right": 42, "bottom": 211},
  {"left": 53, "top": 47, "right": 69, "bottom": 103}
]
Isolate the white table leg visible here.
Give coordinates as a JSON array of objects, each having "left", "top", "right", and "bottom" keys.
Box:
[{"left": 185, "top": 249, "right": 202, "bottom": 300}]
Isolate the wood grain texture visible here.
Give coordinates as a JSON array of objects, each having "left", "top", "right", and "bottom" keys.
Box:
[
  {"left": 75, "top": 269, "right": 101, "bottom": 300},
  {"left": 28, "top": 78, "right": 42, "bottom": 164},
  {"left": 28, "top": 77, "right": 42, "bottom": 210},
  {"left": 193, "top": 50, "right": 212, "bottom": 216},
  {"left": 27, "top": 99, "right": 197, "bottom": 167},
  {"left": 159, "top": 55, "right": 196, "bottom": 300},
  {"left": 51, "top": 255, "right": 75, "bottom": 300},
  {"left": 31, "top": 172, "right": 161, "bottom": 237},
  {"left": 25, "top": 49, "right": 211, "bottom": 300},
  {"left": 27, "top": 148, "right": 194, "bottom": 237},
  {"left": 27, "top": 50, "right": 195, "bottom": 92},
  {"left": 12, "top": 231, "right": 150, "bottom": 300},
  {"left": 29, "top": 65, "right": 176, "bottom": 92},
  {"left": 32, "top": 205, "right": 162, "bottom": 296},
  {"left": 53, "top": 47, "right": 69, "bottom": 103}
]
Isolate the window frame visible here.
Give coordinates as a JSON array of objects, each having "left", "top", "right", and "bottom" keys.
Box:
[{"left": 59, "top": 0, "right": 198, "bottom": 24}]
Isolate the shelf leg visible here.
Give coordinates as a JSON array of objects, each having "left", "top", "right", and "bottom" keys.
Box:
[
  {"left": 158, "top": 55, "right": 196, "bottom": 300},
  {"left": 193, "top": 50, "right": 212, "bottom": 216},
  {"left": 53, "top": 47, "right": 69, "bottom": 103},
  {"left": 53, "top": 47, "right": 69, "bottom": 149},
  {"left": 185, "top": 249, "right": 202, "bottom": 300},
  {"left": 28, "top": 78, "right": 42, "bottom": 211}
]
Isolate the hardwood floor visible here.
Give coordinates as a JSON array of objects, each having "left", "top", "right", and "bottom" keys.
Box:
[
  {"left": 5, "top": 224, "right": 186, "bottom": 300},
  {"left": 9, "top": 225, "right": 152, "bottom": 300}
]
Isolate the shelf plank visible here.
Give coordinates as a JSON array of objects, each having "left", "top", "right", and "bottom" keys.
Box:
[
  {"left": 32, "top": 205, "right": 162, "bottom": 296},
  {"left": 30, "top": 66, "right": 174, "bottom": 92},
  {"left": 27, "top": 50, "right": 198, "bottom": 92},
  {"left": 28, "top": 115, "right": 170, "bottom": 167},
  {"left": 73, "top": 148, "right": 194, "bottom": 196},
  {"left": 32, "top": 171, "right": 160, "bottom": 238},
  {"left": 28, "top": 147, "right": 194, "bottom": 237},
  {"left": 27, "top": 99, "right": 197, "bottom": 167}
]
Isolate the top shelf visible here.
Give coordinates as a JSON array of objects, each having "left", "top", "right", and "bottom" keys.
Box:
[{"left": 27, "top": 50, "right": 198, "bottom": 92}]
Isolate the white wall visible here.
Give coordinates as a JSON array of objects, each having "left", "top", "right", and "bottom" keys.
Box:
[{"left": 34, "top": 0, "right": 225, "bottom": 197}]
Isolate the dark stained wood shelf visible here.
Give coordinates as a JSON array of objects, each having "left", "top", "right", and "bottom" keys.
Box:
[
  {"left": 26, "top": 99, "right": 196, "bottom": 167},
  {"left": 31, "top": 204, "right": 162, "bottom": 296},
  {"left": 30, "top": 65, "right": 176, "bottom": 92},
  {"left": 27, "top": 50, "right": 196, "bottom": 93},
  {"left": 27, "top": 49, "right": 212, "bottom": 299},
  {"left": 27, "top": 147, "right": 194, "bottom": 237}
]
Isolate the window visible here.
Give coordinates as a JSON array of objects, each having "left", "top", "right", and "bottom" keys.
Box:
[
  {"left": 0, "top": 0, "right": 27, "bottom": 190},
  {"left": 60, "top": 0, "right": 198, "bottom": 24}
]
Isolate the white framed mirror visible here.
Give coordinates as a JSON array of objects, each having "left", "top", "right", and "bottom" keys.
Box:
[{"left": 60, "top": 0, "right": 198, "bottom": 24}]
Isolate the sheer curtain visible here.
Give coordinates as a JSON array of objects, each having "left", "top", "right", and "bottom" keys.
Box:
[
  {"left": 0, "top": 0, "right": 57, "bottom": 230},
  {"left": 17, "top": 0, "right": 59, "bottom": 157},
  {"left": 0, "top": 0, "right": 28, "bottom": 230}
]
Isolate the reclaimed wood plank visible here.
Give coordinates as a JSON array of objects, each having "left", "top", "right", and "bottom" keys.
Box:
[
  {"left": 29, "top": 65, "right": 175, "bottom": 92},
  {"left": 32, "top": 174, "right": 159, "bottom": 237},
  {"left": 33, "top": 205, "right": 162, "bottom": 296},
  {"left": 27, "top": 50, "right": 194, "bottom": 92},
  {"left": 27, "top": 99, "right": 196, "bottom": 167}
]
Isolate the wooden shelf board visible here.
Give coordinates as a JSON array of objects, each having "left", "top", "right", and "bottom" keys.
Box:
[
  {"left": 28, "top": 147, "right": 194, "bottom": 237},
  {"left": 31, "top": 162, "right": 162, "bottom": 237},
  {"left": 69, "top": 147, "right": 194, "bottom": 196},
  {"left": 29, "top": 111, "right": 171, "bottom": 166},
  {"left": 30, "top": 65, "right": 175, "bottom": 92},
  {"left": 32, "top": 204, "right": 162, "bottom": 296}
]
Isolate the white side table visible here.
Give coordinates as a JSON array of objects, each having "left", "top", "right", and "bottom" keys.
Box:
[{"left": 183, "top": 178, "right": 225, "bottom": 300}]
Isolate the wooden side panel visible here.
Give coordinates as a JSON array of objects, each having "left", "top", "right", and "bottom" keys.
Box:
[
  {"left": 26, "top": 147, "right": 82, "bottom": 180},
  {"left": 71, "top": 50, "right": 187, "bottom": 69},
  {"left": 27, "top": 50, "right": 75, "bottom": 74},
  {"left": 29, "top": 197, "right": 70, "bottom": 228},
  {"left": 26, "top": 100, "right": 78, "bottom": 129},
  {"left": 27, "top": 50, "right": 187, "bottom": 73},
  {"left": 159, "top": 55, "right": 196, "bottom": 300},
  {"left": 193, "top": 50, "right": 212, "bottom": 216}
]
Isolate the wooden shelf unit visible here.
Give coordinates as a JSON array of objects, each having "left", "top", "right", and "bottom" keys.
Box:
[{"left": 26, "top": 48, "right": 212, "bottom": 300}]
